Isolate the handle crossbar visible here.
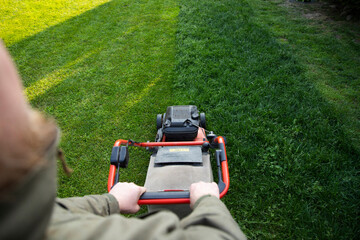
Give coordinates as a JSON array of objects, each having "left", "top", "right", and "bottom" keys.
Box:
[{"left": 107, "top": 137, "right": 230, "bottom": 205}]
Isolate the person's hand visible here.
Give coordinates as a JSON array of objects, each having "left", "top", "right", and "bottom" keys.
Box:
[
  {"left": 189, "top": 181, "right": 220, "bottom": 209},
  {"left": 109, "top": 182, "right": 146, "bottom": 214}
]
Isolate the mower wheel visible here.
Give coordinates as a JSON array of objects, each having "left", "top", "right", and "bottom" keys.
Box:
[
  {"left": 200, "top": 112, "right": 206, "bottom": 129},
  {"left": 156, "top": 114, "right": 162, "bottom": 130}
]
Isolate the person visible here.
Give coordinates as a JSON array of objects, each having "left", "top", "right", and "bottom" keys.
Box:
[{"left": 0, "top": 40, "right": 246, "bottom": 240}]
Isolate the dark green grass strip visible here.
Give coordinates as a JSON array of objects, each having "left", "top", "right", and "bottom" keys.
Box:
[
  {"left": 252, "top": 0, "right": 360, "bottom": 151},
  {"left": 174, "top": 0, "right": 359, "bottom": 238},
  {"left": 9, "top": 0, "right": 178, "bottom": 197}
]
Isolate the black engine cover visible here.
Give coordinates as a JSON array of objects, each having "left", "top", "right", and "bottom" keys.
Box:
[{"left": 161, "top": 105, "right": 200, "bottom": 141}]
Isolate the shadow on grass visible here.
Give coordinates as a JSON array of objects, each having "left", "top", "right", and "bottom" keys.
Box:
[
  {"left": 8, "top": 0, "right": 178, "bottom": 197},
  {"left": 174, "top": 0, "right": 359, "bottom": 239}
]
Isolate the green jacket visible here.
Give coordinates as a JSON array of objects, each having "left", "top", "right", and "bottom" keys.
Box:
[
  {"left": 0, "top": 131, "right": 246, "bottom": 240},
  {"left": 48, "top": 194, "right": 246, "bottom": 240}
]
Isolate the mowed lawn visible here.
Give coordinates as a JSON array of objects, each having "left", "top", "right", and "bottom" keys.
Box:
[
  {"left": 1, "top": 0, "right": 359, "bottom": 239},
  {"left": 1, "top": 0, "right": 178, "bottom": 197}
]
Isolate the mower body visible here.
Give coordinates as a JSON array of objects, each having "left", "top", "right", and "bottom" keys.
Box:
[{"left": 108, "top": 105, "right": 229, "bottom": 218}]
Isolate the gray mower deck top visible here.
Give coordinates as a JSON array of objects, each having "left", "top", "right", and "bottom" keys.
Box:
[
  {"left": 144, "top": 146, "right": 213, "bottom": 218},
  {"left": 154, "top": 146, "right": 203, "bottom": 165}
]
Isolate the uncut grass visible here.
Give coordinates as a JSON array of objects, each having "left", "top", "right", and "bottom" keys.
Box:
[
  {"left": 5, "top": 0, "right": 178, "bottom": 198},
  {"left": 174, "top": 0, "right": 359, "bottom": 238}
]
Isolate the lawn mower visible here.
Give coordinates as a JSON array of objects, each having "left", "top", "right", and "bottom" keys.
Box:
[{"left": 107, "top": 105, "right": 230, "bottom": 217}]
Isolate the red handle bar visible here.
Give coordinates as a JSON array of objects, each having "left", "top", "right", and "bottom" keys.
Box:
[{"left": 107, "top": 137, "right": 230, "bottom": 205}]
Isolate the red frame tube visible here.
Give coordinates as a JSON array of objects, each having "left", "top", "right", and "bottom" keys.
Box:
[
  {"left": 215, "top": 136, "right": 230, "bottom": 198},
  {"left": 107, "top": 140, "right": 123, "bottom": 192},
  {"left": 107, "top": 136, "right": 230, "bottom": 205},
  {"left": 122, "top": 140, "right": 207, "bottom": 147},
  {"left": 107, "top": 165, "right": 116, "bottom": 192},
  {"left": 139, "top": 198, "right": 190, "bottom": 205}
]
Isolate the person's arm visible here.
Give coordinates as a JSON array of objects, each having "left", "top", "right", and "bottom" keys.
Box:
[
  {"left": 55, "top": 182, "right": 146, "bottom": 216},
  {"left": 179, "top": 181, "right": 246, "bottom": 239},
  {"left": 49, "top": 182, "right": 246, "bottom": 240},
  {"left": 55, "top": 194, "right": 120, "bottom": 217},
  {"left": 181, "top": 196, "right": 246, "bottom": 239}
]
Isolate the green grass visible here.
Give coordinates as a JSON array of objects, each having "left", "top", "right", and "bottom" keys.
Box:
[
  {"left": 253, "top": 0, "right": 360, "bottom": 150},
  {"left": 1, "top": 0, "right": 179, "bottom": 197},
  {"left": 1, "top": 0, "right": 359, "bottom": 239},
  {"left": 174, "top": 0, "right": 359, "bottom": 239},
  {"left": 0, "top": 0, "right": 112, "bottom": 46}
]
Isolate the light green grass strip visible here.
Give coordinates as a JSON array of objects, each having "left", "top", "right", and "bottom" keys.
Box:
[
  {"left": 3, "top": 0, "right": 179, "bottom": 201},
  {"left": 0, "top": 0, "right": 111, "bottom": 46},
  {"left": 24, "top": 50, "right": 96, "bottom": 101}
]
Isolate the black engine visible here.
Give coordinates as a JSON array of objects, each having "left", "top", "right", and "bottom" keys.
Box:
[{"left": 156, "top": 105, "right": 206, "bottom": 141}]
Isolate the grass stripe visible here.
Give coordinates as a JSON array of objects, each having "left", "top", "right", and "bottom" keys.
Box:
[
  {"left": 1, "top": 0, "right": 359, "bottom": 238},
  {"left": 174, "top": 0, "right": 359, "bottom": 238},
  {"left": 0, "top": 0, "right": 111, "bottom": 46},
  {"left": 3, "top": 0, "right": 179, "bottom": 198}
]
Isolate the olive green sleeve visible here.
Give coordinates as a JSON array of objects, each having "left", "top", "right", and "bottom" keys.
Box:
[
  {"left": 180, "top": 195, "right": 247, "bottom": 240},
  {"left": 55, "top": 193, "right": 119, "bottom": 216},
  {"left": 48, "top": 195, "right": 246, "bottom": 240}
]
